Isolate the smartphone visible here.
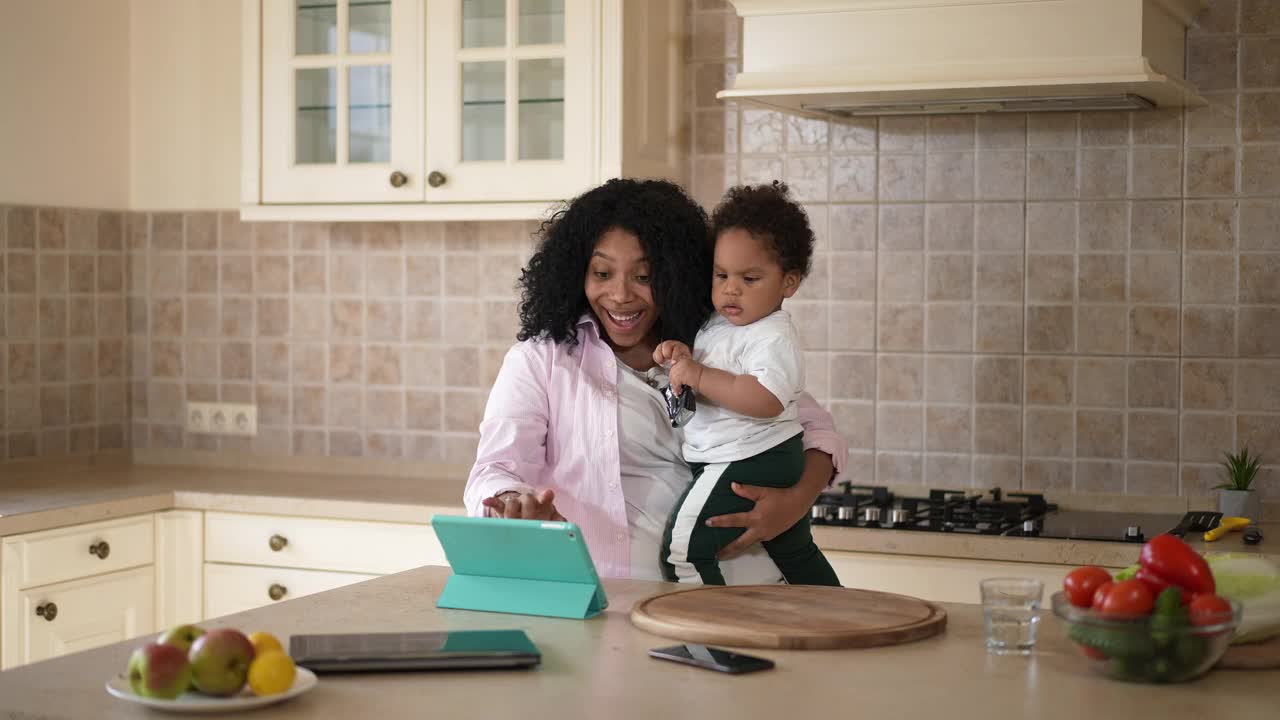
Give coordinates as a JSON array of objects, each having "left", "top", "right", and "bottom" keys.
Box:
[{"left": 648, "top": 644, "right": 775, "bottom": 674}]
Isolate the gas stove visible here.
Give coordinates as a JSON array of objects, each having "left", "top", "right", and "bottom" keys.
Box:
[{"left": 811, "top": 484, "right": 1190, "bottom": 543}]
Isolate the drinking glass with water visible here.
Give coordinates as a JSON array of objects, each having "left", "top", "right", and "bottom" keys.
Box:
[{"left": 980, "top": 578, "right": 1044, "bottom": 655}]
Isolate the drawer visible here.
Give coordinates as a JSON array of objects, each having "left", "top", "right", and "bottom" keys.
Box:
[
  {"left": 2, "top": 515, "right": 155, "bottom": 590},
  {"left": 204, "top": 512, "right": 445, "bottom": 575},
  {"left": 204, "top": 563, "right": 375, "bottom": 619}
]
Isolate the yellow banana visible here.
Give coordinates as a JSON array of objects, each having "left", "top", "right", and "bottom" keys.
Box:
[{"left": 1204, "top": 516, "right": 1250, "bottom": 542}]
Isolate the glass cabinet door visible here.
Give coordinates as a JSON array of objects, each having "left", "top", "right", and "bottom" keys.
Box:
[
  {"left": 424, "top": 0, "right": 593, "bottom": 202},
  {"left": 262, "top": 0, "right": 421, "bottom": 203}
]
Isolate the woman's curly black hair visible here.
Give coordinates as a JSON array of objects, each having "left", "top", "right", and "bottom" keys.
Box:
[
  {"left": 710, "top": 181, "right": 813, "bottom": 278},
  {"left": 517, "top": 178, "right": 713, "bottom": 348}
]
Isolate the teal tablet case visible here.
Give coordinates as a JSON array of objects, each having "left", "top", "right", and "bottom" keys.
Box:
[{"left": 432, "top": 516, "right": 609, "bottom": 620}]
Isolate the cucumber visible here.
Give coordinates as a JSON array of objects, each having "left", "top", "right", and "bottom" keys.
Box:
[
  {"left": 1149, "top": 588, "right": 1185, "bottom": 651},
  {"left": 1068, "top": 623, "right": 1156, "bottom": 659}
]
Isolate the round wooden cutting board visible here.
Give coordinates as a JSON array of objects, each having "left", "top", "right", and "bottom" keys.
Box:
[{"left": 630, "top": 585, "right": 947, "bottom": 650}]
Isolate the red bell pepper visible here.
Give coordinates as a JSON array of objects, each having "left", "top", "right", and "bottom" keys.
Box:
[{"left": 1138, "top": 534, "right": 1215, "bottom": 596}]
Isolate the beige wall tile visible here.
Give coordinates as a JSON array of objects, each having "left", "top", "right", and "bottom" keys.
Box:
[
  {"left": 925, "top": 304, "right": 973, "bottom": 352},
  {"left": 185, "top": 341, "right": 218, "bottom": 381},
  {"left": 831, "top": 353, "right": 875, "bottom": 401},
  {"left": 1238, "top": 361, "right": 1280, "bottom": 411},
  {"left": 1186, "top": 200, "right": 1237, "bottom": 251},
  {"left": 406, "top": 300, "right": 441, "bottom": 341},
  {"left": 880, "top": 116, "right": 927, "bottom": 152},
  {"left": 878, "top": 154, "right": 925, "bottom": 202},
  {"left": 39, "top": 298, "right": 68, "bottom": 338},
  {"left": 1024, "top": 458, "right": 1074, "bottom": 491},
  {"left": 1026, "top": 357, "right": 1073, "bottom": 405},
  {"left": 366, "top": 300, "right": 403, "bottom": 341},
  {"left": 1028, "top": 113, "right": 1078, "bottom": 148},
  {"left": 877, "top": 354, "right": 922, "bottom": 402},
  {"left": 69, "top": 254, "right": 95, "bottom": 293},
  {"left": 291, "top": 386, "right": 326, "bottom": 426},
  {"left": 443, "top": 300, "right": 485, "bottom": 345},
  {"left": 830, "top": 401, "right": 874, "bottom": 449},
  {"left": 1242, "top": 145, "right": 1280, "bottom": 195},
  {"left": 257, "top": 298, "right": 289, "bottom": 337},
  {"left": 830, "top": 253, "right": 874, "bottom": 301},
  {"left": 254, "top": 255, "right": 290, "bottom": 294},
  {"left": 330, "top": 344, "right": 362, "bottom": 384},
  {"left": 926, "top": 355, "right": 972, "bottom": 404},
  {"left": 977, "top": 114, "right": 1026, "bottom": 149},
  {"left": 926, "top": 255, "right": 973, "bottom": 301},
  {"left": 1182, "top": 412, "right": 1236, "bottom": 462},
  {"left": 1239, "top": 307, "right": 1280, "bottom": 356},
  {"left": 331, "top": 299, "right": 364, "bottom": 338},
  {"left": 406, "top": 390, "right": 442, "bottom": 431},
  {"left": 328, "top": 386, "right": 364, "bottom": 428},
  {"left": 39, "top": 253, "right": 68, "bottom": 293},
  {"left": 974, "top": 406, "right": 1022, "bottom": 455},
  {"left": 1184, "top": 254, "right": 1237, "bottom": 304},
  {"left": 925, "top": 204, "right": 975, "bottom": 251},
  {"left": 1183, "top": 305, "right": 1236, "bottom": 356},
  {"left": 1186, "top": 146, "right": 1239, "bottom": 196},
  {"left": 926, "top": 406, "right": 971, "bottom": 452},
  {"left": 975, "top": 356, "right": 1021, "bottom": 405},
  {"left": 1237, "top": 414, "right": 1280, "bottom": 456},
  {"left": 1075, "top": 460, "right": 1125, "bottom": 494},
  {"left": 1026, "top": 305, "right": 1074, "bottom": 353},
  {"left": 1241, "top": 201, "right": 1280, "bottom": 250},
  {"left": 1080, "top": 147, "right": 1129, "bottom": 197},
  {"left": 98, "top": 253, "right": 125, "bottom": 292},
  {"left": 220, "top": 342, "right": 251, "bottom": 381},
  {"left": 1131, "top": 148, "right": 1182, "bottom": 198},
  {"left": 1127, "top": 411, "right": 1179, "bottom": 461},
  {"left": 975, "top": 254, "right": 1023, "bottom": 303},
  {"left": 878, "top": 253, "right": 923, "bottom": 301},
  {"left": 1078, "top": 254, "right": 1126, "bottom": 302},
  {"left": 444, "top": 390, "right": 485, "bottom": 432},
  {"left": 1240, "top": 254, "right": 1280, "bottom": 304},
  {"left": 1077, "top": 410, "right": 1124, "bottom": 458},
  {"left": 1127, "top": 463, "right": 1178, "bottom": 495},
  {"left": 828, "top": 302, "right": 876, "bottom": 350},
  {"left": 976, "top": 151, "right": 1026, "bottom": 200},
  {"left": 879, "top": 205, "right": 925, "bottom": 251},
  {"left": 40, "top": 341, "right": 67, "bottom": 382},
  {"left": 1183, "top": 360, "right": 1235, "bottom": 410},
  {"left": 1130, "top": 306, "right": 1180, "bottom": 355},
  {"left": 98, "top": 339, "right": 125, "bottom": 379},
  {"left": 366, "top": 388, "right": 404, "bottom": 429},
  {"left": 975, "top": 304, "right": 1023, "bottom": 353},
  {"left": 829, "top": 155, "right": 873, "bottom": 202},
  {"left": 829, "top": 205, "right": 876, "bottom": 251},
  {"left": 367, "top": 344, "right": 402, "bottom": 385},
  {"left": 293, "top": 255, "right": 326, "bottom": 293},
  {"left": 69, "top": 298, "right": 95, "bottom": 337},
  {"left": 877, "top": 404, "right": 923, "bottom": 450},
  {"left": 7, "top": 252, "right": 36, "bottom": 294},
  {"left": 1130, "top": 201, "right": 1181, "bottom": 251},
  {"left": 150, "top": 341, "right": 182, "bottom": 378},
  {"left": 878, "top": 304, "right": 924, "bottom": 351},
  {"left": 291, "top": 343, "right": 326, "bottom": 384},
  {"left": 1026, "top": 408, "right": 1074, "bottom": 457},
  {"left": 220, "top": 254, "right": 252, "bottom": 294},
  {"left": 1188, "top": 36, "right": 1239, "bottom": 91},
  {"left": 330, "top": 254, "right": 364, "bottom": 295},
  {"left": 1128, "top": 359, "right": 1179, "bottom": 409},
  {"left": 1028, "top": 150, "right": 1077, "bottom": 199},
  {"left": 1130, "top": 254, "right": 1181, "bottom": 303},
  {"left": 1028, "top": 255, "right": 1075, "bottom": 303},
  {"left": 328, "top": 430, "right": 363, "bottom": 457},
  {"left": 926, "top": 152, "right": 975, "bottom": 201},
  {"left": 976, "top": 203, "right": 1024, "bottom": 251}
]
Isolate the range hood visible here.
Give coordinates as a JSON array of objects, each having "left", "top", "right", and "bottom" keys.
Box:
[{"left": 719, "top": 0, "right": 1210, "bottom": 116}]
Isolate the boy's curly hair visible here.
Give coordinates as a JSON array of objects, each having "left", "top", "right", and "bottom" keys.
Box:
[
  {"left": 516, "top": 178, "right": 713, "bottom": 348},
  {"left": 710, "top": 181, "right": 814, "bottom": 278}
]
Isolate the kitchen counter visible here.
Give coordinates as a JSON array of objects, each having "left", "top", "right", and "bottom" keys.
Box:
[
  {"left": 0, "top": 565, "right": 1273, "bottom": 719},
  {"left": 0, "top": 460, "right": 1276, "bottom": 566}
]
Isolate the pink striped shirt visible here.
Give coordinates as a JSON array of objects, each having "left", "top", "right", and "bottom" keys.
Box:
[{"left": 463, "top": 316, "right": 848, "bottom": 579}]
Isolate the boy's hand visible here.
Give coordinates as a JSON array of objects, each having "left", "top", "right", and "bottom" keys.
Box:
[
  {"left": 652, "top": 340, "right": 692, "bottom": 367},
  {"left": 668, "top": 358, "right": 704, "bottom": 396}
]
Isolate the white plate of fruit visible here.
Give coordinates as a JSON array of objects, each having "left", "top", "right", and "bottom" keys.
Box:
[{"left": 106, "top": 624, "right": 317, "bottom": 713}]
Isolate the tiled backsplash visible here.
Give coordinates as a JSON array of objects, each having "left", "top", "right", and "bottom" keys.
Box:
[
  {"left": 686, "top": 0, "right": 1279, "bottom": 497},
  {"left": 2, "top": 0, "right": 1277, "bottom": 503}
]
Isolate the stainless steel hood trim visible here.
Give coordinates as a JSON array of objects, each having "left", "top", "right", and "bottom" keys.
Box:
[{"left": 808, "top": 94, "right": 1156, "bottom": 117}]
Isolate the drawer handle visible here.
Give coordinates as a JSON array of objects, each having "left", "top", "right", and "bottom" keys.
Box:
[
  {"left": 36, "top": 603, "right": 58, "bottom": 622},
  {"left": 89, "top": 541, "right": 111, "bottom": 559},
  {"left": 389, "top": 170, "right": 409, "bottom": 188},
  {"left": 268, "top": 584, "right": 288, "bottom": 601},
  {"left": 268, "top": 534, "right": 288, "bottom": 552}
]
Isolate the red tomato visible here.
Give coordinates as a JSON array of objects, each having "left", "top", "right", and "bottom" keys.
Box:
[
  {"left": 1091, "top": 581, "right": 1114, "bottom": 609},
  {"left": 1188, "top": 593, "right": 1233, "bottom": 627},
  {"left": 1099, "top": 579, "right": 1155, "bottom": 617},
  {"left": 1081, "top": 645, "right": 1109, "bottom": 661},
  {"left": 1139, "top": 534, "right": 1215, "bottom": 595},
  {"left": 1063, "top": 566, "right": 1113, "bottom": 608},
  {"left": 1134, "top": 566, "right": 1171, "bottom": 597}
]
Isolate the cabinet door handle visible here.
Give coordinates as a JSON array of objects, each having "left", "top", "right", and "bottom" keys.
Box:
[
  {"left": 268, "top": 534, "right": 288, "bottom": 552},
  {"left": 427, "top": 171, "right": 447, "bottom": 188},
  {"left": 389, "top": 171, "right": 409, "bottom": 188},
  {"left": 36, "top": 603, "right": 58, "bottom": 622},
  {"left": 268, "top": 584, "right": 288, "bottom": 601},
  {"left": 89, "top": 541, "right": 110, "bottom": 559}
]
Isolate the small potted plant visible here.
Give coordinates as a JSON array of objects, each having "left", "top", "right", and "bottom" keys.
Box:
[{"left": 1216, "top": 447, "right": 1263, "bottom": 519}]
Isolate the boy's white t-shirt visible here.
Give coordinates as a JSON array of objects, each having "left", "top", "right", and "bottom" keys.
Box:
[{"left": 681, "top": 310, "right": 804, "bottom": 464}]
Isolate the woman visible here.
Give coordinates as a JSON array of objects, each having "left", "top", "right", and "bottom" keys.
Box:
[{"left": 463, "top": 179, "right": 846, "bottom": 582}]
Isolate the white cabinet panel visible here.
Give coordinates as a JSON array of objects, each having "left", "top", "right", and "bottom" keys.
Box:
[
  {"left": 155, "top": 510, "right": 204, "bottom": 629},
  {"left": 204, "top": 512, "right": 445, "bottom": 575},
  {"left": 827, "top": 551, "right": 1119, "bottom": 605},
  {"left": 204, "top": 563, "right": 376, "bottom": 619},
  {"left": 6, "top": 566, "right": 154, "bottom": 669},
  {"left": 2, "top": 515, "right": 154, "bottom": 591}
]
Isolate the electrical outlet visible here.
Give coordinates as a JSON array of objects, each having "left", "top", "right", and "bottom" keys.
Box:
[{"left": 186, "top": 402, "right": 257, "bottom": 436}]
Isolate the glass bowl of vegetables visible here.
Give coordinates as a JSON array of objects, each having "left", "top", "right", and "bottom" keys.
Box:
[{"left": 1052, "top": 587, "right": 1240, "bottom": 683}]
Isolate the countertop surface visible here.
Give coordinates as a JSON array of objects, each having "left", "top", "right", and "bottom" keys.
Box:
[
  {"left": 0, "top": 462, "right": 1276, "bottom": 566},
  {"left": 0, "top": 565, "right": 1273, "bottom": 719}
]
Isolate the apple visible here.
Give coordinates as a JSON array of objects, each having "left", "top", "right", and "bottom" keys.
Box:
[
  {"left": 157, "top": 624, "right": 205, "bottom": 653},
  {"left": 127, "top": 642, "right": 192, "bottom": 700},
  {"left": 188, "top": 628, "right": 255, "bottom": 697}
]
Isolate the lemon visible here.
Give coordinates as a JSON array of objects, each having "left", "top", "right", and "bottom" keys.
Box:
[
  {"left": 247, "top": 650, "right": 296, "bottom": 697},
  {"left": 249, "top": 631, "right": 285, "bottom": 657}
]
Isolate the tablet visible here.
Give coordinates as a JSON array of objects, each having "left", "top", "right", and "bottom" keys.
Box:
[
  {"left": 289, "top": 630, "right": 540, "bottom": 673},
  {"left": 432, "top": 516, "right": 609, "bottom": 619}
]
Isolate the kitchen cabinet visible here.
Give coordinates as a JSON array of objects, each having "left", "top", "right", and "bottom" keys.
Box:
[
  {"left": 244, "top": 0, "right": 687, "bottom": 220},
  {"left": 1, "top": 515, "right": 157, "bottom": 669},
  {"left": 202, "top": 511, "right": 448, "bottom": 617},
  {"left": 827, "top": 550, "right": 1124, "bottom": 605}
]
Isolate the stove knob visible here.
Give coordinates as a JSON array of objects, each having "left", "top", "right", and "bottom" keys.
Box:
[
  {"left": 837, "top": 505, "right": 856, "bottom": 522},
  {"left": 889, "top": 508, "right": 910, "bottom": 525},
  {"left": 1126, "top": 525, "right": 1143, "bottom": 541},
  {"left": 811, "top": 505, "right": 829, "bottom": 522},
  {"left": 863, "top": 507, "right": 882, "bottom": 523},
  {"left": 1022, "top": 520, "right": 1037, "bottom": 535}
]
